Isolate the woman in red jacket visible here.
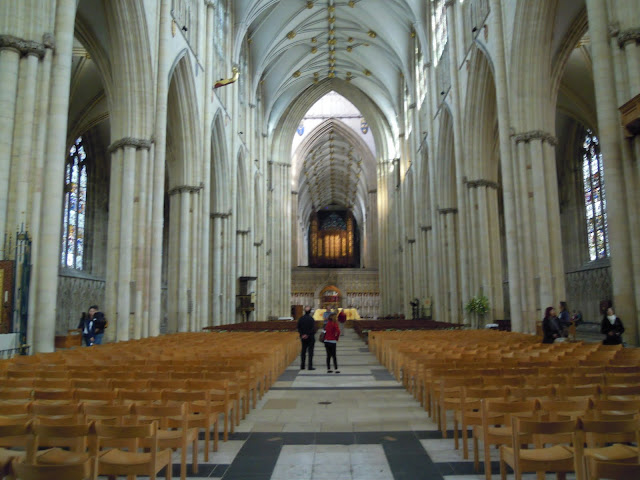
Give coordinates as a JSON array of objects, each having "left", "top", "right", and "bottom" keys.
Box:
[{"left": 323, "top": 313, "right": 341, "bottom": 373}]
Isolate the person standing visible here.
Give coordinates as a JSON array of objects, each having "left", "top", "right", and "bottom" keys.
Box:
[
  {"left": 77, "top": 305, "right": 97, "bottom": 346},
  {"left": 601, "top": 307, "right": 624, "bottom": 345},
  {"left": 337, "top": 308, "right": 347, "bottom": 334},
  {"left": 542, "top": 306, "right": 561, "bottom": 344},
  {"left": 297, "top": 306, "right": 316, "bottom": 370},
  {"left": 558, "top": 301, "right": 571, "bottom": 337},
  {"left": 92, "top": 311, "right": 107, "bottom": 345},
  {"left": 323, "top": 313, "right": 340, "bottom": 373}
]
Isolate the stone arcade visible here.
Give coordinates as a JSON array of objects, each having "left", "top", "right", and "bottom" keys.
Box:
[{"left": 0, "top": 0, "right": 639, "bottom": 352}]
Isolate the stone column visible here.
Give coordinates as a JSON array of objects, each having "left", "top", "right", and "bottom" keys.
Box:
[
  {"left": 586, "top": 0, "right": 638, "bottom": 344},
  {"left": 149, "top": 0, "right": 172, "bottom": 338},
  {"left": 210, "top": 212, "right": 226, "bottom": 326},
  {"left": 0, "top": 37, "right": 21, "bottom": 249},
  {"left": 445, "top": 0, "right": 470, "bottom": 307},
  {"left": 33, "top": 0, "right": 75, "bottom": 352},
  {"left": 489, "top": 0, "right": 523, "bottom": 332},
  {"left": 12, "top": 52, "right": 40, "bottom": 231},
  {"left": 27, "top": 35, "right": 54, "bottom": 348},
  {"left": 190, "top": 188, "right": 201, "bottom": 331}
]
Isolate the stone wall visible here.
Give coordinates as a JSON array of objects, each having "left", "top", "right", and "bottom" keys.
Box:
[
  {"left": 56, "top": 270, "right": 105, "bottom": 335},
  {"left": 565, "top": 260, "right": 611, "bottom": 324}
]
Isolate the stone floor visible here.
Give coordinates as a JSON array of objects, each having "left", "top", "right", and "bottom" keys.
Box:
[{"left": 136, "top": 326, "right": 581, "bottom": 480}]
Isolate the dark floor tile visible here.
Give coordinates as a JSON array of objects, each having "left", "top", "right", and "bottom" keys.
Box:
[
  {"left": 282, "top": 432, "right": 316, "bottom": 444},
  {"left": 170, "top": 462, "right": 226, "bottom": 477},
  {"left": 277, "top": 369, "right": 300, "bottom": 381},
  {"left": 315, "top": 432, "right": 356, "bottom": 444},
  {"left": 434, "top": 462, "right": 455, "bottom": 476}
]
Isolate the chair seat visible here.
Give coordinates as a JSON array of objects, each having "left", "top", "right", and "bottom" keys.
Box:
[
  {"left": 583, "top": 444, "right": 637, "bottom": 461},
  {"left": 100, "top": 448, "right": 169, "bottom": 466},
  {"left": 0, "top": 448, "right": 25, "bottom": 474},
  {"left": 36, "top": 448, "right": 89, "bottom": 465},
  {"left": 503, "top": 444, "right": 573, "bottom": 462}
]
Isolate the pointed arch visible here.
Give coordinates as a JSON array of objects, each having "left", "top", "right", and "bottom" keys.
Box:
[
  {"left": 210, "top": 110, "right": 230, "bottom": 214},
  {"left": 166, "top": 52, "right": 201, "bottom": 187}
]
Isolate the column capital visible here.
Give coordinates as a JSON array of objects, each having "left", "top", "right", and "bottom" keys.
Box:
[
  {"left": 512, "top": 130, "right": 557, "bottom": 146},
  {"left": 0, "top": 34, "right": 46, "bottom": 58},
  {"left": 236, "top": 229, "right": 250, "bottom": 235},
  {"left": 438, "top": 207, "right": 458, "bottom": 215},
  {"left": 107, "top": 137, "right": 153, "bottom": 153},
  {"left": 204, "top": 0, "right": 216, "bottom": 8},
  {"left": 254, "top": 240, "right": 264, "bottom": 247},
  {"left": 465, "top": 178, "right": 500, "bottom": 189},
  {"left": 407, "top": 238, "right": 416, "bottom": 244},
  {"left": 167, "top": 184, "right": 202, "bottom": 196},
  {"left": 368, "top": 189, "right": 377, "bottom": 194},
  {"left": 268, "top": 160, "right": 290, "bottom": 168},
  {"left": 617, "top": 27, "right": 640, "bottom": 48},
  {"left": 420, "top": 225, "right": 432, "bottom": 232},
  {"left": 210, "top": 211, "right": 232, "bottom": 219}
]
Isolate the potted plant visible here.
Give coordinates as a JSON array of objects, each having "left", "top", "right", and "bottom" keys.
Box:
[{"left": 465, "top": 294, "right": 490, "bottom": 328}]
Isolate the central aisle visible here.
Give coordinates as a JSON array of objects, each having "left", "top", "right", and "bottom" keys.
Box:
[{"left": 200, "top": 327, "right": 496, "bottom": 480}]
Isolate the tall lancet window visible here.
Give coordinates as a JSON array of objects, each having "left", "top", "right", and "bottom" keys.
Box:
[
  {"left": 61, "top": 136, "right": 88, "bottom": 269},
  {"left": 582, "top": 130, "right": 609, "bottom": 261}
]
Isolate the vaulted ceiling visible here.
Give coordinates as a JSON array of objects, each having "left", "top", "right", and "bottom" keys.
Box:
[
  {"left": 234, "top": 0, "right": 427, "bottom": 230},
  {"left": 234, "top": 0, "right": 428, "bottom": 133}
]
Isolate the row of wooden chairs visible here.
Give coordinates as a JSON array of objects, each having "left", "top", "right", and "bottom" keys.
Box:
[
  {"left": 498, "top": 413, "right": 640, "bottom": 480},
  {"left": 466, "top": 397, "right": 640, "bottom": 480},
  {"left": 0, "top": 417, "right": 173, "bottom": 480}
]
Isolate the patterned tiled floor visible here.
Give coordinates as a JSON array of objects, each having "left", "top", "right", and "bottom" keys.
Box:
[{"left": 146, "top": 327, "right": 576, "bottom": 479}]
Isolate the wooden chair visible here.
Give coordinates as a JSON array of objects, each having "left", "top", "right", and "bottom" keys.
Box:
[
  {"left": 29, "top": 402, "right": 84, "bottom": 425},
  {"left": 601, "top": 384, "right": 640, "bottom": 400},
  {"left": 572, "top": 417, "right": 640, "bottom": 480},
  {"left": 499, "top": 416, "right": 576, "bottom": 480},
  {"left": 32, "top": 379, "right": 73, "bottom": 390},
  {"left": 0, "top": 402, "right": 31, "bottom": 420},
  {"left": 585, "top": 460, "right": 640, "bottom": 480},
  {"left": 10, "top": 457, "right": 92, "bottom": 480},
  {"left": 0, "top": 420, "right": 31, "bottom": 476},
  {"left": 94, "top": 421, "right": 172, "bottom": 480},
  {"left": 116, "top": 389, "right": 163, "bottom": 405},
  {"left": 71, "top": 379, "right": 111, "bottom": 391},
  {"left": 133, "top": 402, "right": 199, "bottom": 480},
  {"left": 31, "top": 390, "right": 75, "bottom": 404},
  {"left": 473, "top": 398, "right": 539, "bottom": 480},
  {"left": 161, "top": 389, "right": 218, "bottom": 461},
  {"left": 187, "top": 379, "right": 235, "bottom": 441},
  {"left": 454, "top": 386, "right": 507, "bottom": 459},
  {"left": 82, "top": 403, "right": 133, "bottom": 426},
  {"left": 73, "top": 389, "right": 118, "bottom": 405},
  {"left": 437, "top": 376, "right": 483, "bottom": 438},
  {"left": 29, "top": 421, "right": 96, "bottom": 478},
  {"left": 0, "top": 389, "right": 32, "bottom": 403}
]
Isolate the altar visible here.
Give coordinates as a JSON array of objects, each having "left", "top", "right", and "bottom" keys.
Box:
[{"left": 313, "top": 308, "right": 360, "bottom": 322}]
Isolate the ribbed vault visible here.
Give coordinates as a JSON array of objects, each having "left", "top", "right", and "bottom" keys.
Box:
[
  {"left": 233, "top": 0, "right": 428, "bottom": 132},
  {"left": 294, "top": 117, "right": 375, "bottom": 232}
]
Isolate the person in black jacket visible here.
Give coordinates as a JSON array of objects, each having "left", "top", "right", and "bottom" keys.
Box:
[
  {"left": 77, "top": 306, "right": 98, "bottom": 346},
  {"left": 542, "top": 306, "right": 561, "bottom": 344},
  {"left": 601, "top": 307, "right": 624, "bottom": 345},
  {"left": 297, "top": 306, "right": 317, "bottom": 370}
]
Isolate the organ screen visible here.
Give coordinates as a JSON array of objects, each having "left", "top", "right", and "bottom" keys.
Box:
[{"left": 308, "top": 210, "right": 359, "bottom": 268}]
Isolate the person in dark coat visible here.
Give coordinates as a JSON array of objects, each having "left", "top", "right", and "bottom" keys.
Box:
[
  {"left": 77, "top": 305, "right": 98, "bottom": 346},
  {"left": 542, "top": 306, "right": 561, "bottom": 344},
  {"left": 601, "top": 307, "right": 624, "bottom": 345},
  {"left": 297, "top": 306, "right": 317, "bottom": 370}
]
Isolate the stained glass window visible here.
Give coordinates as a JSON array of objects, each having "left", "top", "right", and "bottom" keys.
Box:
[
  {"left": 61, "top": 136, "right": 88, "bottom": 269},
  {"left": 582, "top": 130, "right": 609, "bottom": 261}
]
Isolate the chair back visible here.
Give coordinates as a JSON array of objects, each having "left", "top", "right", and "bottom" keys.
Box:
[{"left": 10, "top": 458, "right": 92, "bottom": 480}]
